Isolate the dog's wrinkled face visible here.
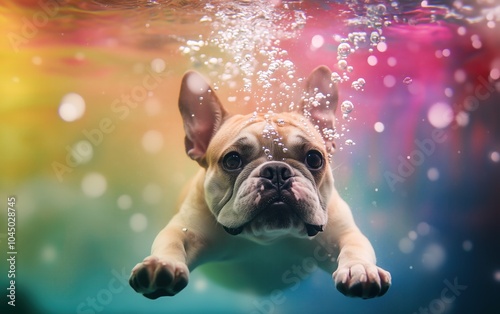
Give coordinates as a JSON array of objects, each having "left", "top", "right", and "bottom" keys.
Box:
[
  {"left": 179, "top": 66, "right": 338, "bottom": 243},
  {"left": 204, "top": 112, "right": 334, "bottom": 242}
]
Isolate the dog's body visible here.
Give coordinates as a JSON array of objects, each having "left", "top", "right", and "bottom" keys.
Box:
[{"left": 129, "top": 66, "right": 391, "bottom": 299}]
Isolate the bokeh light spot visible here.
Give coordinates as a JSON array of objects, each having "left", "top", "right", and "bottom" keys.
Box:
[
  {"left": 130, "top": 213, "right": 148, "bottom": 233},
  {"left": 422, "top": 243, "right": 446, "bottom": 270},
  {"left": 32, "top": 56, "right": 42, "bottom": 65},
  {"left": 417, "top": 222, "right": 430, "bottom": 236},
  {"left": 427, "top": 167, "right": 440, "bottom": 181},
  {"left": 374, "top": 122, "right": 385, "bottom": 133},
  {"left": 81, "top": 172, "right": 107, "bottom": 198},
  {"left": 75, "top": 52, "right": 85, "bottom": 61},
  {"left": 494, "top": 270, "right": 500, "bottom": 282},
  {"left": 376, "top": 42, "right": 387, "bottom": 52},
  {"left": 455, "top": 111, "right": 469, "bottom": 127},
  {"left": 471, "top": 34, "right": 482, "bottom": 49},
  {"left": 117, "top": 194, "right": 133, "bottom": 210},
  {"left": 311, "top": 34, "right": 324, "bottom": 50},
  {"left": 490, "top": 68, "right": 500, "bottom": 80},
  {"left": 151, "top": 58, "right": 166, "bottom": 73},
  {"left": 142, "top": 130, "right": 164, "bottom": 154},
  {"left": 444, "top": 87, "right": 453, "bottom": 97},
  {"left": 383, "top": 75, "right": 396, "bottom": 88},
  {"left": 145, "top": 98, "right": 162, "bottom": 116},
  {"left": 194, "top": 279, "right": 208, "bottom": 292},
  {"left": 454, "top": 69, "right": 466, "bottom": 83},
  {"left": 427, "top": 102, "right": 453, "bottom": 129},
  {"left": 490, "top": 151, "right": 500, "bottom": 163},
  {"left": 41, "top": 245, "right": 57, "bottom": 263},
  {"left": 462, "top": 240, "right": 473, "bottom": 252},
  {"left": 143, "top": 183, "right": 163, "bottom": 205},
  {"left": 367, "top": 55, "right": 378, "bottom": 66},
  {"left": 399, "top": 237, "right": 414, "bottom": 254},
  {"left": 58, "top": 93, "right": 86, "bottom": 122},
  {"left": 387, "top": 56, "right": 397, "bottom": 67}
]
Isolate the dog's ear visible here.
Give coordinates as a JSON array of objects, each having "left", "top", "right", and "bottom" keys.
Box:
[
  {"left": 298, "top": 66, "right": 338, "bottom": 151},
  {"left": 301, "top": 65, "right": 338, "bottom": 128},
  {"left": 179, "top": 71, "right": 227, "bottom": 167}
]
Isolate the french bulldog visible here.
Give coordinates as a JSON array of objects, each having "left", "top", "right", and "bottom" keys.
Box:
[{"left": 129, "top": 66, "right": 391, "bottom": 300}]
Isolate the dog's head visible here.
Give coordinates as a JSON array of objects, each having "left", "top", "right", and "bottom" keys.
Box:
[{"left": 179, "top": 66, "right": 339, "bottom": 243}]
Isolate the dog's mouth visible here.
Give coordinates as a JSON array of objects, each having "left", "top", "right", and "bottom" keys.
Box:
[
  {"left": 221, "top": 201, "right": 324, "bottom": 237},
  {"left": 222, "top": 223, "right": 323, "bottom": 236},
  {"left": 223, "top": 225, "right": 245, "bottom": 236}
]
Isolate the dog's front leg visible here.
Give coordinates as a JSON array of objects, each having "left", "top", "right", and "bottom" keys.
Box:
[
  {"left": 129, "top": 209, "right": 217, "bottom": 299},
  {"left": 324, "top": 189, "right": 391, "bottom": 299}
]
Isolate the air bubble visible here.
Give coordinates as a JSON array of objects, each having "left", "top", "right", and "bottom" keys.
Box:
[
  {"left": 403, "top": 77, "right": 413, "bottom": 84},
  {"left": 337, "top": 42, "right": 352, "bottom": 59},
  {"left": 338, "top": 59, "right": 348, "bottom": 70},
  {"left": 200, "top": 15, "right": 212, "bottom": 22},
  {"left": 345, "top": 139, "right": 355, "bottom": 146},
  {"left": 331, "top": 72, "right": 342, "bottom": 83},
  {"left": 341, "top": 100, "right": 354, "bottom": 114},
  {"left": 351, "top": 78, "right": 366, "bottom": 91},
  {"left": 370, "top": 31, "right": 380, "bottom": 45}
]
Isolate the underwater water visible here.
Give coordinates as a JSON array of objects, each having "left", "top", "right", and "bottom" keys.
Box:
[{"left": 1, "top": 0, "right": 500, "bottom": 313}]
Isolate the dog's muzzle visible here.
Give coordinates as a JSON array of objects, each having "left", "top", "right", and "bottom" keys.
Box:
[{"left": 221, "top": 162, "right": 325, "bottom": 237}]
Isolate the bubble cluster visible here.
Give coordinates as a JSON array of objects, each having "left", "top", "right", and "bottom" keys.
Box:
[
  {"left": 351, "top": 78, "right": 366, "bottom": 91},
  {"left": 180, "top": 1, "right": 305, "bottom": 106},
  {"left": 177, "top": 1, "right": 395, "bottom": 154}
]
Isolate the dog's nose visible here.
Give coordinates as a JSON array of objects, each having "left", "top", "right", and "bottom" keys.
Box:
[{"left": 259, "top": 162, "right": 293, "bottom": 187}]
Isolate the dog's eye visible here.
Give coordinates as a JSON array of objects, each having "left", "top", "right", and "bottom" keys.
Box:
[
  {"left": 305, "top": 150, "right": 323, "bottom": 170},
  {"left": 222, "top": 152, "right": 243, "bottom": 171}
]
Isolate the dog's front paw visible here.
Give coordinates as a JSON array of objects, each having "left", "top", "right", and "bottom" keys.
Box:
[
  {"left": 333, "top": 263, "right": 391, "bottom": 299},
  {"left": 129, "top": 256, "right": 189, "bottom": 299}
]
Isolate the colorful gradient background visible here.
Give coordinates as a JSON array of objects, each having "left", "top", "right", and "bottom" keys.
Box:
[{"left": 1, "top": 1, "right": 499, "bottom": 313}]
